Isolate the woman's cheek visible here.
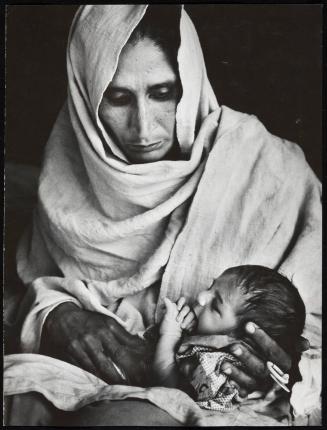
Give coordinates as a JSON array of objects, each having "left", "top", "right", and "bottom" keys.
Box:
[
  {"left": 153, "top": 102, "right": 177, "bottom": 133},
  {"left": 101, "top": 108, "right": 128, "bottom": 139}
]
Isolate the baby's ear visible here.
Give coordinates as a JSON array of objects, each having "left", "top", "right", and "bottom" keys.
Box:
[
  {"left": 229, "top": 326, "right": 245, "bottom": 342},
  {"left": 228, "top": 330, "right": 239, "bottom": 342}
]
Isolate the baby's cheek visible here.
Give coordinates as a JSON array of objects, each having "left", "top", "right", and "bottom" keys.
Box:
[{"left": 196, "top": 312, "right": 215, "bottom": 335}]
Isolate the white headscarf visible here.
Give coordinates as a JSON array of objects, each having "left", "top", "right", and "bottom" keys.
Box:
[{"left": 18, "top": 5, "right": 220, "bottom": 296}]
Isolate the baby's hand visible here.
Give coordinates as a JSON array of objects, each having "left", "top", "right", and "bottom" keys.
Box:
[
  {"left": 160, "top": 298, "right": 181, "bottom": 337},
  {"left": 176, "top": 297, "right": 197, "bottom": 333},
  {"left": 160, "top": 297, "right": 197, "bottom": 337}
]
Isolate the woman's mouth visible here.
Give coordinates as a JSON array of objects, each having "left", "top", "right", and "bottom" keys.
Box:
[{"left": 129, "top": 141, "right": 163, "bottom": 152}]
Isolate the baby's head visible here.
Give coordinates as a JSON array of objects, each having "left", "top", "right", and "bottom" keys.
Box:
[{"left": 194, "top": 265, "right": 305, "bottom": 356}]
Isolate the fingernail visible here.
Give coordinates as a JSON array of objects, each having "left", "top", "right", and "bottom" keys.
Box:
[
  {"left": 272, "top": 363, "right": 284, "bottom": 376},
  {"left": 245, "top": 322, "right": 256, "bottom": 334},
  {"left": 267, "top": 361, "right": 273, "bottom": 370},
  {"left": 232, "top": 347, "right": 242, "bottom": 356},
  {"left": 222, "top": 366, "right": 232, "bottom": 375}
]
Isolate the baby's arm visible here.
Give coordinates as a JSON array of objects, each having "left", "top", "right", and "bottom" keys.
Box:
[{"left": 153, "top": 297, "right": 196, "bottom": 388}]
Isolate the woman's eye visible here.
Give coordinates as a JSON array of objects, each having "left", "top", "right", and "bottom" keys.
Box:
[
  {"left": 150, "top": 86, "right": 175, "bottom": 101},
  {"left": 105, "top": 90, "right": 132, "bottom": 106}
]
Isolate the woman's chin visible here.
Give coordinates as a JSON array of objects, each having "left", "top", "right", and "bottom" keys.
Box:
[{"left": 126, "top": 147, "right": 172, "bottom": 164}]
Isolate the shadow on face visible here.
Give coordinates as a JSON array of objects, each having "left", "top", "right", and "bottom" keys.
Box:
[{"left": 99, "top": 38, "right": 182, "bottom": 164}]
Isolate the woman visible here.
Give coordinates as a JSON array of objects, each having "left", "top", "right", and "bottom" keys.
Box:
[{"left": 4, "top": 5, "right": 321, "bottom": 426}]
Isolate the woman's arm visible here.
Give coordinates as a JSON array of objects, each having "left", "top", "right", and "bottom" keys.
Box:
[
  {"left": 18, "top": 273, "right": 154, "bottom": 386},
  {"left": 41, "top": 302, "right": 154, "bottom": 386}
]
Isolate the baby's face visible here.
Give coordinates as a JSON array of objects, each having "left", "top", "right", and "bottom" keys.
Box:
[{"left": 194, "top": 272, "right": 244, "bottom": 336}]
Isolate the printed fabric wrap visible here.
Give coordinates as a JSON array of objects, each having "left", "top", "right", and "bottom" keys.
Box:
[{"left": 176, "top": 346, "right": 241, "bottom": 412}]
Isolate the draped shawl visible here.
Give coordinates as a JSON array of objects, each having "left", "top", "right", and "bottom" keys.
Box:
[{"left": 9, "top": 4, "right": 321, "bottom": 424}]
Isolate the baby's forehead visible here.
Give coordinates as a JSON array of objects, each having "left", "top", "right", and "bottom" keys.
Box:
[
  {"left": 211, "top": 271, "right": 241, "bottom": 290},
  {"left": 210, "top": 272, "right": 245, "bottom": 305}
]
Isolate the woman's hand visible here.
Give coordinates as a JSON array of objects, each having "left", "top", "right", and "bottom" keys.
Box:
[
  {"left": 41, "top": 302, "right": 153, "bottom": 386},
  {"left": 223, "top": 322, "right": 292, "bottom": 398}
]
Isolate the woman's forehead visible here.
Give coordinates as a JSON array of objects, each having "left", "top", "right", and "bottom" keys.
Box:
[{"left": 110, "top": 38, "right": 177, "bottom": 90}]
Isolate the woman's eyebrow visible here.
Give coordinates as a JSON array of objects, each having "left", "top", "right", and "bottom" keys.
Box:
[
  {"left": 105, "top": 85, "right": 130, "bottom": 93},
  {"left": 148, "top": 80, "right": 177, "bottom": 90},
  {"left": 105, "top": 80, "right": 176, "bottom": 94}
]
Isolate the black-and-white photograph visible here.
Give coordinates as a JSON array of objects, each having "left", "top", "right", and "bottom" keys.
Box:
[{"left": 3, "top": 4, "right": 322, "bottom": 426}]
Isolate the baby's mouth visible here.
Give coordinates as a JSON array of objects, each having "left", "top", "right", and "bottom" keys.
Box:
[{"left": 192, "top": 302, "right": 203, "bottom": 318}]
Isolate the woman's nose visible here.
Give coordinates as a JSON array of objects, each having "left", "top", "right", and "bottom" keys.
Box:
[
  {"left": 197, "top": 291, "right": 214, "bottom": 307},
  {"left": 133, "top": 99, "right": 150, "bottom": 139}
]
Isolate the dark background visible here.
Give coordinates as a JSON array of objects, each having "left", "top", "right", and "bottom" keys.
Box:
[{"left": 5, "top": 4, "right": 322, "bottom": 178}]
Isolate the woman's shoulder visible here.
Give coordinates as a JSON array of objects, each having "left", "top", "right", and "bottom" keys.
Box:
[{"left": 218, "top": 105, "right": 307, "bottom": 168}]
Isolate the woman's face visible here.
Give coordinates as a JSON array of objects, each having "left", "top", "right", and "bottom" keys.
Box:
[{"left": 99, "top": 37, "right": 180, "bottom": 163}]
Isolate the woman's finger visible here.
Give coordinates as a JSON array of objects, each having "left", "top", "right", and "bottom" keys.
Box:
[
  {"left": 100, "top": 332, "right": 148, "bottom": 385},
  {"left": 228, "top": 380, "right": 248, "bottom": 400},
  {"left": 228, "top": 342, "right": 270, "bottom": 382},
  {"left": 66, "top": 353, "right": 100, "bottom": 377},
  {"left": 101, "top": 334, "right": 132, "bottom": 368},
  {"left": 219, "top": 383, "right": 235, "bottom": 396},
  {"left": 104, "top": 316, "right": 148, "bottom": 352},
  {"left": 234, "top": 390, "right": 248, "bottom": 403},
  {"left": 67, "top": 340, "right": 98, "bottom": 374},
  {"left": 83, "top": 335, "right": 124, "bottom": 384},
  {"left": 267, "top": 361, "right": 289, "bottom": 384},
  {"left": 101, "top": 341, "right": 128, "bottom": 382},
  {"left": 221, "top": 362, "right": 257, "bottom": 392},
  {"left": 245, "top": 322, "right": 291, "bottom": 371}
]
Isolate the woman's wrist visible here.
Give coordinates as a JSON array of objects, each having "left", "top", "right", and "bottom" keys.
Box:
[
  {"left": 41, "top": 302, "right": 81, "bottom": 355},
  {"left": 44, "top": 301, "right": 80, "bottom": 335}
]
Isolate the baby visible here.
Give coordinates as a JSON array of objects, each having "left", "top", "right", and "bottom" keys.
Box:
[{"left": 152, "top": 265, "right": 306, "bottom": 411}]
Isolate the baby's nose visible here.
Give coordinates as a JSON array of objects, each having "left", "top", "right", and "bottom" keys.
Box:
[{"left": 196, "top": 290, "right": 214, "bottom": 306}]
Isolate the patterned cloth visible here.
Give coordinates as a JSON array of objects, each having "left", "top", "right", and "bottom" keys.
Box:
[{"left": 176, "top": 346, "right": 242, "bottom": 412}]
